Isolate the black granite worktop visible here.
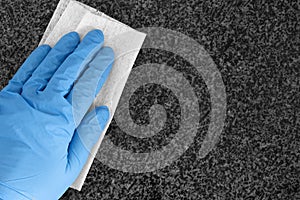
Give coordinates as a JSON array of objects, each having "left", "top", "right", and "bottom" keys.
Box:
[{"left": 0, "top": 0, "right": 299, "bottom": 199}]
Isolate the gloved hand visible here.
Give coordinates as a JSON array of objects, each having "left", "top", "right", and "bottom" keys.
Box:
[{"left": 0, "top": 29, "right": 114, "bottom": 200}]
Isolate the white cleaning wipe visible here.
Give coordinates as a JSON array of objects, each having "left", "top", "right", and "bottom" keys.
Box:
[{"left": 40, "top": 0, "right": 146, "bottom": 190}]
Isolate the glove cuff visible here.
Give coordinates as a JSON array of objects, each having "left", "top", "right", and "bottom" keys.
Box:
[{"left": 0, "top": 181, "right": 31, "bottom": 200}]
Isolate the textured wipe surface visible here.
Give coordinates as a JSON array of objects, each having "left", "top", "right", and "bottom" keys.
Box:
[
  {"left": 0, "top": 0, "right": 299, "bottom": 199},
  {"left": 40, "top": 1, "right": 147, "bottom": 190}
]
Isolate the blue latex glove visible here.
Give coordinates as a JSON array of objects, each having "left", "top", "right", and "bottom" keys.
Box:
[{"left": 0, "top": 29, "right": 114, "bottom": 200}]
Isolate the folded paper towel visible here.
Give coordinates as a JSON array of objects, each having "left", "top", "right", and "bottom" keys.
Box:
[{"left": 40, "top": 0, "right": 146, "bottom": 190}]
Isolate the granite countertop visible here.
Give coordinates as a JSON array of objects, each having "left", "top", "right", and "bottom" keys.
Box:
[{"left": 0, "top": 0, "right": 299, "bottom": 199}]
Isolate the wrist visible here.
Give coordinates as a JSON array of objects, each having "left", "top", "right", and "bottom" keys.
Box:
[{"left": 0, "top": 182, "right": 31, "bottom": 200}]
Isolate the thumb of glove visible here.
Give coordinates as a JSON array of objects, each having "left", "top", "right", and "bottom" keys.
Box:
[{"left": 66, "top": 106, "right": 110, "bottom": 176}]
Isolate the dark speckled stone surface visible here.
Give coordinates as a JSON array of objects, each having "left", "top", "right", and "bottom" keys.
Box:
[{"left": 0, "top": 0, "right": 299, "bottom": 199}]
